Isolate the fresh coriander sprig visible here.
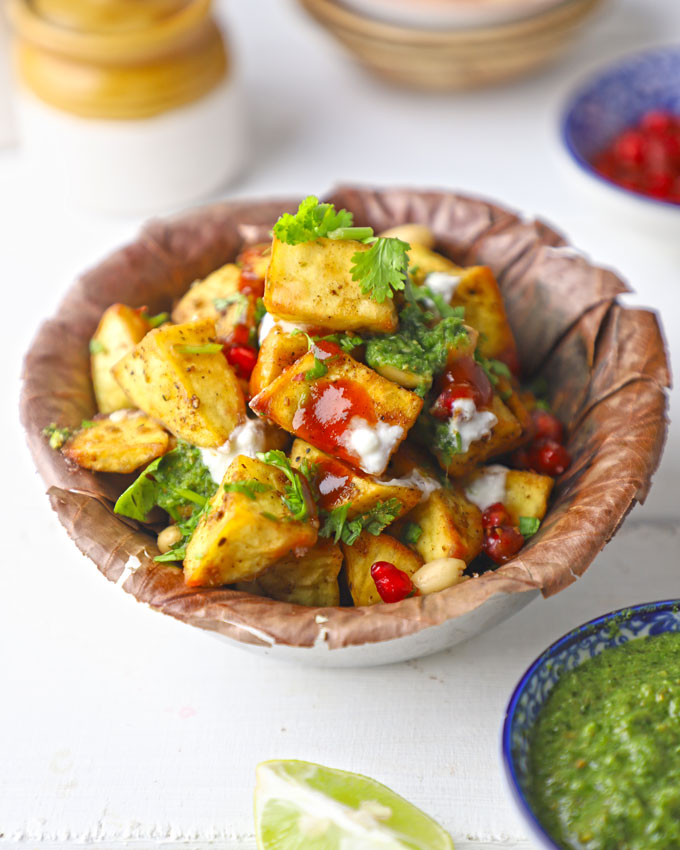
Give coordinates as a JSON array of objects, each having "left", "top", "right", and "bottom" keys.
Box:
[
  {"left": 256, "top": 450, "right": 314, "bottom": 522},
  {"left": 350, "top": 237, "right": 410, "bottom": 304},
  {"left": 224, "top": 481, "right": 272, "bottom": 500},
  {"left": 305, "top": 358, "right": 328, "bottom": 381},
  {"left": 43, "top": 423, "right": 72, "bottom": 450},
  {"left": 273, "top": 196, "right": 354, "bottom": 245},
  {"left": 519, "top": 516, "right": 541, "bottom": 538},
  {"left": 89, "top": 339, "right": 107, "bottom": 355},
  {"left": 319, "top": 499, "right": 402, "bottom": 546}
]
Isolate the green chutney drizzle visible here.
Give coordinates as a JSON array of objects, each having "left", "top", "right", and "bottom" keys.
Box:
[{"left": 528, "top": 632, "right": 680, "bottom": 850}]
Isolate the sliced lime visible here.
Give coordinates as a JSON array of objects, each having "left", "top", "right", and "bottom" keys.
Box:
[{"left": 254, "top": 759, "right": 454, "bottom": 850}]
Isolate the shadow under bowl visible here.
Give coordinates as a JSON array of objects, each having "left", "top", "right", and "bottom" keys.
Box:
[{"left": 502, "top": 599, "right": 680, "bottom": 849}]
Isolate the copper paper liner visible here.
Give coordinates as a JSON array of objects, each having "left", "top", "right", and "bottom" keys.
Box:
[{"left": 20, "top": 187, "right": 671, "bottom": 650}]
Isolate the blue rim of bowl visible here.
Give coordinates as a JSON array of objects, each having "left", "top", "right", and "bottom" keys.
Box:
[
  {"left": 501, "top": 598, "right": 680, "bottom": 850},
  {"left": 560, "top": 46, "right": 680, "bottom": 213}
]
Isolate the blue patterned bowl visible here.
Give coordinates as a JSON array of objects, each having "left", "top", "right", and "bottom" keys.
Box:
[
  {"left": 502, "top": 599, "right": 680, "bottom": 849},
  {"left": 562, "top": 46, "right": 680, "bottom": 215}
]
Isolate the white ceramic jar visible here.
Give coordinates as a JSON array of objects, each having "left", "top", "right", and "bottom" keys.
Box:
[{"left": 8, "top": 0, "right": 246, "bottom": 213}]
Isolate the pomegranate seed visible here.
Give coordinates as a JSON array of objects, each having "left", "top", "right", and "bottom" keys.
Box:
[
  {"left": 528, "top": 439, "right": 571, "bottom": 476},
  {"left": 370, "top": 561, "right": 414, "bottom": 603},
  {"left": 641, "top": 110, "right": 674, "bottom": 134},
  {"left": 226, "top": 345, "right": 258, "bottom": 379},
  {"left": 482, "top": 502, "right": 512, "bottom": 529},
  {"left": 531, "top": 409, "right": 564, "bottom": 443},
  {"left": 430, "top": 383, "right": 476, "bottom": 420},
  {"left": 483, "top": 526, "right": 525, "bottom": 565},
  {"left": 614, "top": 130, "right": 646, "bottom": 165},
  {"left": 228, "top": 323, "right": 251, "bottom": 347}
]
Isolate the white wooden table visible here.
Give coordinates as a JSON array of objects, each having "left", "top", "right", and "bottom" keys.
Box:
[{"left": 1, "top": 1, "right": 678, "bottom": 847}]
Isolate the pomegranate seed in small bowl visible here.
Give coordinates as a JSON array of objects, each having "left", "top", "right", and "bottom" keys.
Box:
[{"left": 562, "top": 46, "right": 680, "bottom": 229}]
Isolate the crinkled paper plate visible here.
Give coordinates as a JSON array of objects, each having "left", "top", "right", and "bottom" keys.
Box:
[{"left": 20, "top": 186, "right": 670, "bottom": 666}]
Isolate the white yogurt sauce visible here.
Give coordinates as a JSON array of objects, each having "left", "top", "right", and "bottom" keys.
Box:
[
  {"left": 380, "top": 468, "right": 441, "bottom": 502},
  {"left": 258, "top": 311, "right": 311, "bottom": 346},
  {"left": 424, "top": 271, "right": 462, "bottom": 306},
  {"left": 342, "top": 418, "right": 404, "bottom": 475},
  {"left": 108, "top": 408, "right": 144, "bottom": 423},
  {"left": 448, "top": 398, "right": 498, "bottom": 453},
  {"left": 464, "top": 464, "right": 509, "bottom": 511},
  {"left": 199, "top": 418, "right": 272, "bottom": 484}
]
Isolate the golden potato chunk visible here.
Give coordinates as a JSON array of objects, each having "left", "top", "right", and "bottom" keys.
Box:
[
  {"left": 265, "top": 237, "right": 398, "bottom": 334},
  {"left": 90, "top": 304, "right": 151, "bottom": 414},
  {"left": 112, "top": 319, "right": 245, "bottom": 448},
  {"left": 409, "top": 244, "right": 518, "bottom": 365},
  {"left": 379, "top": 223, "right": 435, "bottom": 249},
  {"left": 435, "top": 394, "right": 524, "bottom": 478},
  {"left": 250, "top": 348, "right": 423, "bottom": 476},
  {"left": 184, "top": 455, "right": 319, "bottom": 587},
  {"left": 237, "top": 540, "right": 342, "bottom": 607},
  {"left": 464, "top": 467, "right": 553, "bottom": 527},
  {"left": 395, "top": 487, "right": 483, "bottom": 565},
  {"left": 171, "top": 263, "right": 240, "bottom": 324},
  {"left": 63, "top": 413, "right": 169, "bottom": 473},
  {"left": 342, "top": 532, "right": 423, "bottom": 607},
  {"left": 290, "top": 439, "right": 421, "bottom": 518},
  {"left": 249, "top": 326, "right": 308, "bottom": 397}
]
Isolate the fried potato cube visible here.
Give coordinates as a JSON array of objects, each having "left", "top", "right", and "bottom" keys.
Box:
[
  {"left": 90, "top": 304, "right": 151, "bottom": 414},
  {"left": 504, "top": 470, "right": 554, "bottom": 525},
  {"left": 184, "top": 455, "right": 318, "bottom": 587},
  {"left": 63, "top": 413, "right": 169, "bottom": 473},
  {"left": 342, "top": 532, "right": 423, "bottom": 607},
  {"left": 395, "top": 487, "right": 483, "bottom": 565},
  {"left": 250, "top": 349, "right": 423, "bottom": 475},
  {"left": 409, "top": 244, "right": 518, "bottom": 364},
  {"left": 290, "top": 439, "right": 421, "bottom": 518},
  {"left": 112, "top": 319, "right": 245, "bottom": 448},
  {"left": 438, "top": 394, "right": 523, "bottom": 478},
  {"left": 237, "top": 540, "right": 342, "bottom": 607},
  {"left": 265, "top": 237, "right": 398, "bottom": 334},
  {"left": 249, "top": 326, "right": 309, "bottom": 397},
  {"left": 379, "top": 223, "right": 435, "bottom": 249},
  {"left": 171, "top": 263, "right": 240, "bottom": 324},
  {"left": 214, "top": 293, "right": 258, "bottom": 345}
]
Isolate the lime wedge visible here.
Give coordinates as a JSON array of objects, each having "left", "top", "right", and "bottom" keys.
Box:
[{"left": 254, "top": 759, "right": 454, "bottom": 850}]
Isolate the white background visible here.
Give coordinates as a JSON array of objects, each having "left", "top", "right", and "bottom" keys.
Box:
[{"left": 1, "top": 0, "right": 679, "bottom": 847}]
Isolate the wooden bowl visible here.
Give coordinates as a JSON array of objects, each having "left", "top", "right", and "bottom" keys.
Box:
[
  {"left": 298, "top": 0, "right": 606, "bottom": 90},
  {"left": 20, "top": 186, "right": 669, "bottom": 666}
]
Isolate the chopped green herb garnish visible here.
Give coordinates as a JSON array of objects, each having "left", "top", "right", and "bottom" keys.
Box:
[
  {"left": 89, "top": 339, "right": 107, "bottom": 355},
  {"left": 114, "top": 440, "right": 217, "bottom": 563},
  {"left": 291, "top": 328, "right": 316, "bottom": 350},
  {"left": 254, "top": 298, "right": 267, "bottom": 325},
  {"left": 305, "top": 357, "right": 328, "bottom": 381},
  {"left": 326, "top": 226, "right": 375, "bottom": 242},
  {"left": 224, "top": 480, "right": 272, "bottom": 500},
  {"left": 475, "top": 352, "right": 512, "bottom": 387},
  {"left": 316, "top": 332, "right": 364, "bottom": 353},
  {"left": 146, "top": 311, "right": 169, "bottom": 328},
  {"left": 260, "top": 511, "right": 279, "bottom": 522},
  {"left": 43, "top": 423, "right": 72, "bottom": 450},
  {"left": 414, "top": 414, "right": 463, "bottom": 464},
  {"left": 319, "top": 498, "right": 402, "bottom": 546},
  {"left": 535, "top": 398, "right": 551, "bottom": 412},
  {"left": 80, "top": 419, "right": 95, "bottom": 429},
  {"left": 401, "top": 521, "right": 423, "bottom": 545},
  {"left": 273, "top": 196, "right": 354, "bottom": 245},
  {"left": 174, "top": 343, "right": 224, "bottom": 355},
  {"left": 256, "top": 450, "right": 313, "bottom": 521},
  {"left": 214, "top": 293, "right": 249, "bottom": 322},
  {"left": 350, "top": 237, "right": 410, "bottom": 303},
  {"left": 519, "top": 516, "right": 541, "bottom": 538}
]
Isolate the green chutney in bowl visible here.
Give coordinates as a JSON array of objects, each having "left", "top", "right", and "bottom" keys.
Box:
[{"left": 503, "top": 601, "right": 680, "bottom": 850}]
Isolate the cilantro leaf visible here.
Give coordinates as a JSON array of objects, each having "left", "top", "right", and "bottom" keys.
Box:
[
  {"left": 519, "top": 516, "right": 541, "bottom": 538},
  {"left": 114, "top": 441, "right": 217, "bottom": 562},
  {"left": 256, "top": 450, "right": 314, "bottom": 521},
  {"left": 401, "top": 522, "right": 423, "bottom": 545},
  {"left": 350, "top": 237, "right": 410, "bottom": 303},
  {"left": 316, "top": 332, "right": 364, "bottom": 353},
  {"left": 254, "top": 298, "right": 267, "bottom": 324},
  {"left": 89, "top": 339, "right": 107, "bottom": 355},
  {"left": 145, "top": 311, "right": 170, "bottom": 328},
  {"left": 319, "top": 499, "right": 402, "bottom": 546},
  {"left": 80, "top": 419, "right": 95, "bottom": 429},
  {"left": 305, "top": 357, "right": 328, "bottom": 381},
  {"left": 273, "top": 196, "right": 354, "bottom": 245},
  {"left": 224, "top": 481, "right": 272, "bottom": 500},
  {"left": 174, "top": 343, "right": 224, "bottom": 355}
]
